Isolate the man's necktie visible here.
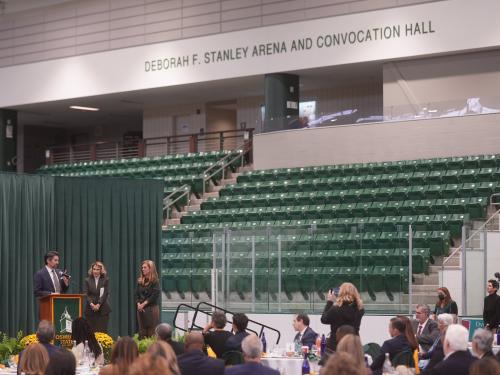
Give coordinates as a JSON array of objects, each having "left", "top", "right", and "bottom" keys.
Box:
[{"left": 52, "top": 270, "right": 61, "bottom": 293}]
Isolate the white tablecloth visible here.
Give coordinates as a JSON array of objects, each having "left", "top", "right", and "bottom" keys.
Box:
[
  {"left": 262, "top": 357, "right": 320, "bottom": 375},
  {"left": 0, "top": 366, "right": 100, "bottom": 375}
]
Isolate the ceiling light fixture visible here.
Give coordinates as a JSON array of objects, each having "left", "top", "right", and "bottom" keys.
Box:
[{"left": 70, "top": 105, "right": 99, "bottom": 111}]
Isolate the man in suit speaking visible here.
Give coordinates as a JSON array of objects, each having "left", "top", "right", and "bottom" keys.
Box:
[
  {"left": 292, "top": 313, "right": 318, "bottom": 348},
  {"left": 34, "top": 250, "right": 70, "bottom": 298}
]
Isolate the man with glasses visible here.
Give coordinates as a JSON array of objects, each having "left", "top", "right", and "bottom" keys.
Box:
[{"left": 412, "top": 304, "right": 439, "bottom": 352}]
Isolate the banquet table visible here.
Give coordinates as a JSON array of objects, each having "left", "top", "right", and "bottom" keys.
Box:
[
  {"left": 0, "top": 365, "right": 100, "bottom": 375},
  {"left": 262, "top": 356, "right": 321, "bottom": 375}
]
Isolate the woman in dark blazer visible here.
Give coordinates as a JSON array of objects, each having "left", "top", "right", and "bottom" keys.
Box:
[
  {"left": 83, "top": 261, "right": 111, "bottom": 333},
  {"left": 136, "top": 260, "right": 160, "bottom": 338}
]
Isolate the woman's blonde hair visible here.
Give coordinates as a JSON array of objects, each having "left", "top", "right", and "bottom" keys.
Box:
[
  {"left": 146, "top": 341, "right": 180, "bottom": 375},
  {"left": 19, "top": 343, "right": 49, "bottom": 375},
  {"left": 138, "top": 260, "right": 159, "bottom": 286},
  {"left": 88, "top": 261, "right": 107, "bottom": 277},
  {"left": 129, "top": 352, "right": 178, "bottom": 375},
  {"left": 335, "top": 282, "right": 364, "bottom": 309},
  {"left": 322, "top": 352, "right": 360, "bottom": 375},
  {"left": 336, "top": 334, "right": 366, "bottom": 374}
]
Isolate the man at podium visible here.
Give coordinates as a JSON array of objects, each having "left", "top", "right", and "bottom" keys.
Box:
[{"left": 34, "top": 250, "right": 70, "bottom": 298}]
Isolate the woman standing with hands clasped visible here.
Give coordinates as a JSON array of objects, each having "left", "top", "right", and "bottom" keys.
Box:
[
  {"left": 136, "top": 260, "right": 160, "bottom": 338},
  {"left": 83, "top": 261, "right": 111, "bottom": 333}
]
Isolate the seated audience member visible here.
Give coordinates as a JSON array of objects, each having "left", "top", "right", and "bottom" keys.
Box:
[
  {"left": 424, "top": 324, "right": 476, "bottom": 375},
  {"left": 146, "top": 341, "right": 181, "bottom": 375},
  {"left": 420, "top": 313, "right": 453, "bottom": 373},
  {"left": 225, "top": 335, "right": 279, "bottom": 375},
  {"left": 99, "top": 336, "right": 139, "bottom": 375},
  {"left": 292, "top": 313, "right": 318, "bottom": 349},
  {"left": 370, "top": 317, "right": 413, "bottom": 375},
  {"left": 397, "top": 316, "right": 419, "bottom": 368},
  {"left": 471, "top": 328, "right": 494, "bottom": 359},
  {"left": 129, "top": 352, "right": 177, "bottom": 375},
  {"left": 322, "top": 352, "right": 363, "bottom": 375},
  {"left": 336, "top": 325, "right": 356, "bottom": 346},
  {"left": 177, "top": 332, "right": 224, "bottom": 375},
  {"left": 412, "top": 304, "right": 439, "bottom": 352},
  {"left": 336, "top": 334, "right": 372, "bottom": 375},
  {"left": 17, "top": 320, "right": 59, "bottom": 375},
  {"left": 71, "top": 317, "right": 104, "bottom": 365},
  {"left": 156, "top": 323, "right": 185, "bottom": 356},
  {"left": 18, "top": 343, "right": 49, "bottom": 375},
  {"left": 469, "top": 357, "right": 500, "bottom": 375},
  {"left": 44, "top": 349, "right": 76, "bottom": 375},
  {"left": 225, "top": 313, "right": 250, "bottom": 352},
  {"left": 203, "top": 311, "right": 232, "bottom": 358}
]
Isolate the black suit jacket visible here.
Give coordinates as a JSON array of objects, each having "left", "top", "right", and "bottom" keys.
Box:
[
  {"left": 166, "top": 339, "right": 185, "bottom": 356},
  {"left": 83, "top": 276, "right": 111, "bottom": 315},
  {"left": 421, "top": 338, "right": 444, "bottom": 373},
  {"left": 226, "top": 331, "right": 250, "bottom": 352},
  {"left": 225, "top": 362, "right": 280, "bottom": 375},
  {"left": 177, "top": 349, "right": 224, "bottom": 375},
  {"left": 370, "top": 334, "right": 413, "bottom": 373},
  {"left": 411, "top": 319, "right": 439, "bottom": 351},
  {"left": 424, "top": 350, "right": 477, "bottom": 375},
  {"left": 33, "top": 267, "right": 69, "bottom": 298},
  {"left": 294, "top": 326, "right": 318, "bottom": 348}
]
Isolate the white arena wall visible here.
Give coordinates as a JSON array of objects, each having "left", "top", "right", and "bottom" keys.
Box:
[{"left": 253, "top": 113, "right": 500, "bottom": 170}]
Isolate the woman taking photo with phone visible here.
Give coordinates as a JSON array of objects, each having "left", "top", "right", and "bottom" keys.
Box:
[
  {"left": 136, "top": 260, "right": 160, "bottom": 338},
  {"left": 321, "top": 282, "right": 365, "bottom": 351}
]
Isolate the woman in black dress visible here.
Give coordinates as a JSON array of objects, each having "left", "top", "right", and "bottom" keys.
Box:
[
  {"left": 321, "top": 282, "right": 365, "bottom": 351},
  {"left": 136, "top": 260, "right": 160, "bottom": 338},
  {"left": 83, "top": 261, "right": 111, "bottom": 333}
]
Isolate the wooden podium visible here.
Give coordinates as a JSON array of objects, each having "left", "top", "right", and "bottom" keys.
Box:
[{"left": 39, "top": 294, "right": 84, "bottom": 347}]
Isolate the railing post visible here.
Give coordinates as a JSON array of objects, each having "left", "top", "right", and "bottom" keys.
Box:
[
  {"left": 69, "top": 146, "right": 74, "bottom": 163},
  {"left": 219, "top": 132, "right": 224, "bottom": 151},
  {"left": 461, "top": 225, "right": 467, "bottom": 316},
  {"left": 90, "top": 144, "right": 97, "bottom": 161},
  {"left": 408, "top": 225, "right": 413, "bottom": 315},
  {"left": 138, "top": 139, "right": 145, "bottom": 158},
  {"left": 45, "top": 149, "right": 53, "bottom": 165},
  {"left": 189, "top": 134, "right": 198, "bottom": 153}
]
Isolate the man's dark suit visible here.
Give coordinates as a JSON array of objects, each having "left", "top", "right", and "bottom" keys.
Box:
[
  {"left": 225, "top": 362, "right": 280, "bottom": 375},
  {"left": 177, "top": 349, "right": 224, "bottom": 375},
  {"left": 165, "top": 339, "right": 185, "bottom": 356},
  {"left": 411, "top": 319, "right": 439, "bottom": 351},
  {"left": 370, "top": 334, "right": 412, "bottom": 374},
  {"left": 226, "top": 331, "right": 250, "bottom": 352},
  {"left": 294, "top": 326, "right": 318, "bottom": 348},
  {"left": 424, "top": 350, "right": 477, "bottom": 375},
  {"left": 421, "top": 338, "right": 444, "bottom": 373},
  {"left": 33, "top": 267, "right": 69, "bottom": 298}
]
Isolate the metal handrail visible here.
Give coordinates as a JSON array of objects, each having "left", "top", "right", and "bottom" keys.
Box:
[
  {"left": 201, "top": 140, "right": 252, "bottom": 195},
  {"left": 443, "top": 204, "right": 500, "bottom": 265},
  {"left": 172, "top": 301, "right": 282, "bottom": 345},
  {"left": 163, "top": 184, "right": 191, "bottom": 219}
]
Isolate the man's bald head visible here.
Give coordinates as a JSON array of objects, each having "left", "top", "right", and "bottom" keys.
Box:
[{"left": 185, "top": 331, "right": 204, "bottom": 351}]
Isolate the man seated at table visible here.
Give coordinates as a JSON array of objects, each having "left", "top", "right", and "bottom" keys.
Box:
[
  {"left": 412, "top": 304, "right": 440, "bottom": 352},
  {"left": 177, "top": 332, "right": 225, "bottom": 375},
  {"left": 155, "top": 323, "right": 184, "bottom": 356},
  {"left": 226, "top": 313, "right": 250, "bottom": 352},
  {"left": 420, "top": 313, "right": 453, "bottom": 373},
  {"left": 471, "top": 328, "right": 495, "bottom": 359},
  {"left": 203, "top": 311, "right": 232, "bottom": 358},
  {"left": 225, "top": 335, "right": 279, "bottom": 375},
  {"left": 17, "top": 321, "right": 60, "bottom": 375},
  {"left": 292, "top": 313, "right": 318, "bottom": 349},
  {"left": 424, "top": 324, "right": 476, "bottom": 375}
]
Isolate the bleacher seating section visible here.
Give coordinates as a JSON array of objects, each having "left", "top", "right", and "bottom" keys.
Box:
[
  {"left": 162, "top": 154, "right": 500, "bottom": 304},
  {"left": 38, "top": 150, "right": 241, "bottom": 197},
  {"left": 39, "top": 152, "right": 500, "bottom": 307}
]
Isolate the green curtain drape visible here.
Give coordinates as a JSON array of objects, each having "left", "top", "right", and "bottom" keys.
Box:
[
  {"left": 0, "top": 173, "right": 163, "bottom": 337},
  {"left": 54, "top": 177, "right": 163, "bottom": 337},
  {"left": 0, "top": 173, "right": 55, "bottom": 336}
]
